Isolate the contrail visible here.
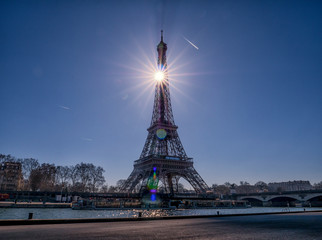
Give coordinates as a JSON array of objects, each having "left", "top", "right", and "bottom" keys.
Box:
[
  {"left": 81, "top": 137, "right": 93, "bottom": 141},
  {"left": 58, "top": 105, "right": 70, "bottom": 110},
  {"left": 183, "top": 36, "right": 199, "bottom": 50}
]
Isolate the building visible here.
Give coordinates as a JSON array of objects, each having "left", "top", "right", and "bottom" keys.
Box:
[
  {"left": 0, "top": 161, "right": 22, "bottom": 191},
  {"left": 268, "top": 180, "right": 313, "bottom": 192}
]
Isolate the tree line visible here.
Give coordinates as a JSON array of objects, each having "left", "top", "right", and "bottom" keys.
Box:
[
  {"left": 0, "top": 154, "right": 107, "bottom": 192},
  {"left": 1, "top": 154, "right": 322, "bottom": 194}
]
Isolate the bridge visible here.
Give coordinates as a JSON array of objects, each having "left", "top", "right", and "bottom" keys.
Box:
[
  {"left": 235, "top": 190, "right": 322, "bottom": 207},
  {"left": 3, "top": 190, "right": 322, "bottom": 208}
]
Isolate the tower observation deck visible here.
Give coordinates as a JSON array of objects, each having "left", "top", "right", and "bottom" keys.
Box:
[{"left": 120, "top": 31, "right": 209, "bottom": 194}]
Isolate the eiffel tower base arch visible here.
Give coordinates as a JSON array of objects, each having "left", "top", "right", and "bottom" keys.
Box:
[{"left": 120, "top": 155, "right": 209, "bottom": 194}]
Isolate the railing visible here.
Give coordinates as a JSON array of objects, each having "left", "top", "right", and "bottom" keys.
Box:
[
  {"left": 235, "top": 189, "right": 322, "bottom": 197},
  {"left": 134, "top": 155, "right": 193, "bottom": 164}
]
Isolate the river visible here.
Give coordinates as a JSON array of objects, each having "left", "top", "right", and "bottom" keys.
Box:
[{"left": 1, "top": 207, "right": 322, "bottom": 220}]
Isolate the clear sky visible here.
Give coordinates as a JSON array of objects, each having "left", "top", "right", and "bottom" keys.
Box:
[{"left": 1, "top": 0, "right": 322, "bottom": 187}]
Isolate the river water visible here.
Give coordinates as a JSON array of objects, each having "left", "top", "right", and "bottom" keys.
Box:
[{"left": 1, "top": 207, "right": 322, "bottom": 220}]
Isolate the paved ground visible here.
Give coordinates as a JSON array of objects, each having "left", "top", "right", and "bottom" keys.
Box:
[{"left": 0, "top": 212, "right": 322, "bottom": 239}]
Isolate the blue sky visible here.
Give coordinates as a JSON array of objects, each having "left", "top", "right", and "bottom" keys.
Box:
[{"left": 1, "top": 0, "right": 322, "bottom": 187}]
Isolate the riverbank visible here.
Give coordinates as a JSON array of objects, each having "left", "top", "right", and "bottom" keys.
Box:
[
  {"left": 1, "top": 207, "right": 322, "bottom": 225},
  {"left": 0, "top": 202, "right": 71, "bottom": 208}
]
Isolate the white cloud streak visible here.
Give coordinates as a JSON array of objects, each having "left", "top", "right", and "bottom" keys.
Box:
[
  {"left": 81, "top": 137, "right": 93, "bottom": 141},
  {"left": 58, "top": 105, "right": 71, "bottom": 110},
  {"left": 183, "top": 36, "right": 199, "bottom": 50}
]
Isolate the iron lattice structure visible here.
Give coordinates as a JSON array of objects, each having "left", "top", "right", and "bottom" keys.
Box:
[{"left": 120, "top": 31, "right": 209, "bottom": 194}]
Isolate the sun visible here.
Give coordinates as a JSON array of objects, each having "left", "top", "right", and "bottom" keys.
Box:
[{"left": 154, "top": 71, "right": 165, "bottom": 81}]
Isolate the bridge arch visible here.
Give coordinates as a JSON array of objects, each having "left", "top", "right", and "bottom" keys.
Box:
[
  {"left": 303, "top": 193, "right": 322, "bottom": 201},
  {"left": 306, "top": 195, "right": 322, "bottom": 207},
  {"left": 241, "top": 197, "right": 263, "bottom": 207},
  {"left": 266, "top": 195, "right": 302, "bottom": 202},
  {"left": 268, "top": 196, "right": 299, "bottom": 207}
]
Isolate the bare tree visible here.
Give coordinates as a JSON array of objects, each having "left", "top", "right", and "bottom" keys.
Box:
[
  {"left": 313, "top": 181, "right": 322, "bottom": 189},
  {"left": 99, "top": 184, "right": 109, "bottom": 193},
  {"left": 0, "top": 154, "right": 16, "bottom": 163},
  {"left": 212, "top": 184, "right": 230, "bottom": 196},
  {"left": 116, "top": 179, "right": 126, "bottom": 191},
  {"left": 68, "top": 165, "right": 79, "bottom": 191},
  {"left": 20, "top": 158, "right": 40, "bottom": 190},
  {"left": 237, "top": 181, "right": 257, "bottom": 194},
  {"left": 56, "top": 166, "right": 71, "bottom": 189},
  {"left": 108, "top": 185, "right": 117, "bottom": 193},
  {"left": 29, "top": 163, "right": 56, "bottom": 191},
  {"left": 89, "top": 166, "right": 105, "bottom": 192},
  {"left": 255, "top": 181, "right": 268, "bottom": 192},
  {"left": 71, "top": 163, "right": 106, "bottom": 192},
  {"left": 75, "top": 163, "right": 91, "bottom": 192},
  {"left": 29, "top": 168, "right": 43, "bottom": 191},
  {"left": 21, "top": 158, "right": 40, "bottom": 179}
]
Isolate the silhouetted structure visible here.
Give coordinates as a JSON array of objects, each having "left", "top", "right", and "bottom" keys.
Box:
[
  {"left": 121, "top": 31, "right": 209, "bottom": 194},
  {"left": 0, "top": 161, "right": 22, "bottom": 191},
  {"left": 268, "top": 180, "right": 313, "bottom": 192}
]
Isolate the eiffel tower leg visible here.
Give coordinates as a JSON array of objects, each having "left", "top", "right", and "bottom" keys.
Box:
[
  {"left": 167, "top": 174, "right": 174, "bottom": 195},
  {"left": 183, "top": 167, "right": 209, "bottom": 194},
  {"left": 140, "top": 170, "right": 153, "bottom": 192},
  {"left": 120, "top": 169, "right": 142, "bottom": 192},
  {"left": 174, "top": 176, "right": 180, "bottom": 192}
]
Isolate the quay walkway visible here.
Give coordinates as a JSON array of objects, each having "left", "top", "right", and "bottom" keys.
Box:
[
  {"left": 0, "top": 201, "right": 70, "bottom": 208},
  {"left": 0, "top": 212, "right": 321, "bottom": 239}
]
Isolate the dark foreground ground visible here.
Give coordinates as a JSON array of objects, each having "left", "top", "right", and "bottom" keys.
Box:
[{"left": 0, "top": 212, "right": 322, "bottom": 240}]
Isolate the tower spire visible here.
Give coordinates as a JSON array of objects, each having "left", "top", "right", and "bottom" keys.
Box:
[{"left": 157, "top": 30, "right": 167, "bottom": 69}]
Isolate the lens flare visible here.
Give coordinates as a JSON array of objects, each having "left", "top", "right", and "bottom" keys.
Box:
[
  {"left": 147, "top": 167, "right": 158, "bottom": 202},
  {"left": 147, "top": 169, "right": 158, "bottom": 190},
  {"left": 156, "top": 129, "right": 167, "bottom": 140},
  {"left": 151, "top": 194, "right": 156, "bottom": 201},
  {"left": 154, "top": 71, "right": 165, "bottom": 81}
]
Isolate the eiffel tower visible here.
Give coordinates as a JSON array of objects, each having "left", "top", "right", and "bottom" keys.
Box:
[{"left": 120, "top": 31, "right": 209, "bottom": 194}]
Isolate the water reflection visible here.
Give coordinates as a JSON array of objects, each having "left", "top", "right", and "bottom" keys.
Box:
[{"left": 1, "top": 207, "right": 322, "bottom": 220}]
